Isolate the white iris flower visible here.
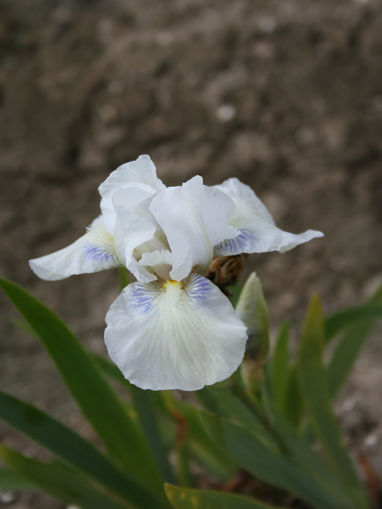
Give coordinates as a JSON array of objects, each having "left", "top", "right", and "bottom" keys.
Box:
[{"left": 29, "top": 155, "right": 323, "bottom": 391}]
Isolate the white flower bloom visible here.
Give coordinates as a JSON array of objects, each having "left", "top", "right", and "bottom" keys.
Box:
[
  {"left": 148, "top": 175, "right": 237, "bottom": 281},
  {"left": 105, "top": 275, "right": 247, "bottom": 391},
  {"left": 215, "top": 178, "right": 324, "bottom": 256},
  {"left": 98, "top": 154, "right": 165, "bottom": 235},
  {"left": 29, "top": 216, "right": 120, "bottom": 281},
  {"left": 29, "top": 155, "right": 163, "bottom": 281},
  {"left": 29, "top": 155, "right": 323, "bottom": 391}
]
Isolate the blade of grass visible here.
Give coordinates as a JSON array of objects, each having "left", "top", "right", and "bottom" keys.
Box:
[
  {"left": 327, "top": 284, "right": 382, "bottom": 397},
  {"left": 90, "top": 354, "right": 174, "bottom": 483},
  {"left": 261, "top": 365, "right": 357, "bottom": 509},
  {"left": 159, "top": 393, "right": 193, "bottom": 487},
  {"left": 328, "top": 320, "right": 378, "bottom": 397},
  {"left": 198, "top": 387, "right": 275, "bottom": 447},
  {"left": 173, "top": 399, "right": 236, "bottom": 480},
  {"left": 297, "top": 295, "right": 369, "bottom": 509},
  {"left": 92, "top": 352, "right": 126, "bottom": 383},
  {"left": 0, "top": 446, "right": 128, "bottom": 509},
  {"left": 200, "top": 410, "right": 339, "bottom": 509},
  {"left": 270, "top": 322, "right": 290, "bottom": 415},
  {"left": 325, "top": 306, "right": 382, "bottom": 341},
  {"left": 0, "top": 278, "right": 164, "bottom": 500},
  {"left": 282, "top": 367, "right": 303, "bottom": 428},
  {"left": 0, "top": 467, "right": 35, "bottom": 492},
  {"left": 165, "top": 483, "right": 287, "bottom": 509},
  {"left": 129, "top": 386, "right": 174, "bottom": 483},
  {"left": 0, "top": 391, "right": 165, "bottom": 509}
]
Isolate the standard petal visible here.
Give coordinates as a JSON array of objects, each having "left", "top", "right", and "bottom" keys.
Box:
[
  {"left": 216, "top": 178, "right": 324, "bottom": 255},
  {"left": 110, "top": 185, "right": 167, "bottom": 283},
  {"left": 104, "top": 274, "right": 247, "bottom": 391},
  {"left": 150, "top": 176, "right": 237, "bottom": 282},
  {"left": 100, "top": 180, "right": 157, "bottom": 235},
  {"left": 99, "top": 154, "right": 165, "bottom": 198},
  {"left": 29, "top": 217, "right": 119, "bottom": 281},
  {"left": 139, "top": 250, "right": 173, "bottom": 281},
  {"left": 113, "top": 211, "right": 158, "bottom": 283}
]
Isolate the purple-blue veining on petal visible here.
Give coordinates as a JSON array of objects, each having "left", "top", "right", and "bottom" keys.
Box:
[
  {"left": 131, "top": 285, "right": 153, "bottom": 314},
  {"left": 187, "top": 274, "right": 212, "bottom": 306},
  {"left": 216, "top": 228, "right": 257, "bottom": 255},
  {"left": 85, "top": 245, "right": 113, "bottom": 262}
]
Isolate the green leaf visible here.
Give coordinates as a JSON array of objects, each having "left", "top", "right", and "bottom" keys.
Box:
[
  {"left": 0, "top": 446, "right": 128, "bottom": 509},
  {"left": 228, "top": 282, "right": 244, "bottom": 308},
  {"left": 261, "top": 366, "right": 356, "bottom": 509},
  {"left": 297, "top": 295, "right": 369, "bottom": 509},
  {"left": 282, "top": 367, "right": 303, "bottom": 428},
  {"left": 0, "top": 278, "right": 164, "bottom": 499},
  {"left": 0, "top": 467, "right": 35, "bottom": 492},
  {"left": 165, "top": 484, "right": 286, "bottom": 509},
  {"left": 270, "top": 322, "right": 290, "bottom": 415},
  {"left": 119, "top": 267, "right": 130, "bottom": 291},
  {"left": 160, "top": 392, "right": 235, "bottom": 480},
  {"left": 325, "top": 305, "right": 382, "bottom": 341},
  {"left": 328, "top": 320, "right": 377, "bottom": 397},
  {"left": 198, "top": 387, "right": 274, "bottom": 447},
  {"left": 0, "top": 391, "right": 164, "bottom": 509},
  {"left": 92, "top": 353, "right": 126, "bottom": 383},
  {"left": 200, "top": 410, "right": 338, "bottom": 509},
  {"left": 174, "top": 401, "right": 236, "bottom": 480},
  {"left": 91, "top": 354, "right": 174, "bottom": 483},
  {"left": 129, "top": 386, "right": 174, "bottom": 484},
  {"left": 327, "top": 285, "right": 382, "bottom": 397}
]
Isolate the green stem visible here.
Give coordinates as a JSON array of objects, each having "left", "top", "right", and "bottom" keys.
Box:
[
  {"left": 161, "top": 392, "right": 192, "bottom": 487},
  {"left": 129, "top": 386, "right": 175, "bottom": 484},
  {"left": 118, "top": 267, "right": 130, "bottom": 291}
]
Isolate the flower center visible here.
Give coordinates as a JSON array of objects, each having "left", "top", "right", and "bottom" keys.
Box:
[
  {"left": 161, "top": 280, "right": 184, "bottom": 290},
  {"left": 160, "top": 280, "right": 184, "bottom": 307}
]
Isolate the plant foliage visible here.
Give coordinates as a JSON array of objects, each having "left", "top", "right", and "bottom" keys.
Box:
[{"left": 1, "top": 277, "right": 381, "bottom": 509}]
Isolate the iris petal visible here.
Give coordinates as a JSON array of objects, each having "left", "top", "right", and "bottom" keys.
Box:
[
  {"left": 104, "top": 274, "right": 247, "bottom": 391},
  {"left": 98, "top": 154, "right": 165, "bottom": 198},
  {"left": 216, "top": 228, "right": 258, "bottom": 255},
  {"left": 111, "top": 187, "right": 161, "bottom": 282},
  {"left": 29, "top": 217, "right": 119, "bottom": 281},
  {"left": 101, "top": 180, "right": 158, "bottom": 235},
  {"left": 150, "top": 176, "right": 237, "bottom": 282},
  {"left": 98, "top": 155, "right": 165, "bottom": 235},
  {"left": 139, "top": 250, "right": 173, "bottom": 281},
  {"left": 216, "top": 178, "right": 324, "bottom": 255}
]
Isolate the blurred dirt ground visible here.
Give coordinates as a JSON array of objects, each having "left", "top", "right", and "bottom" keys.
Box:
[{"left": 1, "top": 0, "right": 382, "bottom": 507}]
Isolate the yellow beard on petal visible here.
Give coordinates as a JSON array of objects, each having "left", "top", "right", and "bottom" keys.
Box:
[
  {"left": 160, "top": 280, "right": 185, "bottom": 307},
  {"left": 162, "top": 280, "right": 183, "bottom": 288}
]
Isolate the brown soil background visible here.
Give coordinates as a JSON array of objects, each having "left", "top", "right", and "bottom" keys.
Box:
[{"left": 1, "top": 0, "right": 382, "bottom": 507}]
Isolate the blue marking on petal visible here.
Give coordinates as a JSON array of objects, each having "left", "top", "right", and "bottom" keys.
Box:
[
  {"left": 187, "top": 274, "right": 212, "bottom": 306},
  {"left": 85, "top": 245, "right": 113, "bottom": 262},
  {"left": 216, "top": 228, "right": 257, "bottom": 255},
  {"left": 131, "top": 285, "right": 153, "bottom": 314}
]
